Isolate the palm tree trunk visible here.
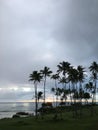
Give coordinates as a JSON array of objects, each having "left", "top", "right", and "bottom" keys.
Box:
[
  {"left": 79, "top": 82, "right": 82, "bottom": 117},
  {"left": 35, "top": 82, "right": 38, "bottom": 118},
  {"left": 44, "top": 76, "right": 46, "bottom": 104},
  {"left": 54, "top": 80, "right": 58, "bottom": 119},
  {"left": 69, "top": 82, "right": 72, "bottom": 105},
  {"left": 94, "top": 79, "right": 97, "bottom": 104}
]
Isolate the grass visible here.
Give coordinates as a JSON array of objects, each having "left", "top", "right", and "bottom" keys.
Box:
[{"left": 0, "top": 106, "right": 98, "bottom": 130}]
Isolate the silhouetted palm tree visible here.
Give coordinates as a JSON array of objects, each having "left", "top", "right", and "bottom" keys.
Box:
[
  {"left": 68, "top": 67, "right": 79, "bottom": 102},
  {"left": 57, "top": 61, "right": 71, "bottom": 105},
  {"left": 89, "top": 61, "right": 98, "bottom": 104},
  {"left": 40, "top": 66, "right": 52, "bottom": 103},
  {"left": 51, "top": 87, "right": 55, "bottom": 102},
  {"left": 83, "top": 92, "right": 90, "bottom": 105},
  {"left": 59, "top": 77, "right": 67, "bottom": 88},
  {"left": 59, "top": 77, "right": 69, "bottom": 105},
  {"left": 77, "top": 65, "right": 85, "bottom": 103},
  {"left": 57, "top": 62, "right": 71, "bottom": 88},
  {"left": 85, "top": 82, "right": 94, "bottom": 104},
  {"left": 77, "top": 65, "right": 85, "bottom": 117},
  {"left": 85, "top": 82, "right": 95, "bottom": 116},
  {"left": 57, "top": 61, "right": 71, "bottom": 76},
  {"left": 38, "top": 91, "right": 43, "bottom": 102},
  {"left": 61, "top": 88, "right": 69, "bottom": 104},
  {"left": 68, "top": 67, "right": 79, "bottom": 118},
  {"left": 29, "top": 71, "right": 42, "bottom": 118},
  {"left": 51, "top": 73, "right": 59, "bottom": 107}
]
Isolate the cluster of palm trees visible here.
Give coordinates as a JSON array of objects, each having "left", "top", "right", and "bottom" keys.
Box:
[{"left": 29, "top": 61, "right": 98, "bottom": 117}]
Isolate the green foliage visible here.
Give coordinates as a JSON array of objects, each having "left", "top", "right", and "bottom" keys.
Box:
[{"left": 0, "top": 107, "right": 98, "bottom": 130}]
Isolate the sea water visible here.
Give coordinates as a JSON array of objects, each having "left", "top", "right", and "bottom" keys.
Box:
[
  {"left": 0, "top": 102, "right": 97, "bottom": 119},
  {"left": 0, "top": 102, "right": 41, "bottom": 119}
]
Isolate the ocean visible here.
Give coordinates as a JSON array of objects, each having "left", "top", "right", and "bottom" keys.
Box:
[
  {"left": 0, "top": 101, "right": 97, "bottom": 119},
  {"left": 0, "top": 102, "right": 41, "bottom": 119}
]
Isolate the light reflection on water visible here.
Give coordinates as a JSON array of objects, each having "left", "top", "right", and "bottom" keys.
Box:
[{"left": 0, "top": 102, "right": 37, "bottom": 119}]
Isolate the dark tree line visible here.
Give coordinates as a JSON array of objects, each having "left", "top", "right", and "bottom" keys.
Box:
[{"left": 29, "top": 61, "right": 98, "bottom": 118}]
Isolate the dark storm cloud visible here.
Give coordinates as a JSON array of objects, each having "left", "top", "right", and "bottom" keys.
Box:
[
  {"left": 54, "top": 0, "right": 98, "bottom": 65},
  {"left": 0, "top": 0, "right": 98, "bottom": 100}
]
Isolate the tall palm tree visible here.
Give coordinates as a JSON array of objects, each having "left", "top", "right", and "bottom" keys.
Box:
[
  {"left": 40, "top": 66, "right": 52, "bottom": 103},
  {"left": 66, "top": 66, "right": 73, "bottom": 104},
  {"left": 68, "top": 67, "right": 79, "bottom": 100},
  {"left": 67, "top": 67, "right": 80, "bottom": 117},
  {"left": 59, "top": 77, "right": 67, "bottom": 88},
  {"left": 77, "top": 65, "right": 85, "bottom": 103},
  {"left": 57, "top": 62, "right": 71, "bottom": 102},
  {"left": 57, "top": 61, "right": 71, "bottom": 81},
  {"left": 59, "top": 77, "right": 69, "bottom": 105},
  {"left": 85, "top": 82, "right": 95, "bottom": 116},
  {"left": 89, "top": 61, "right": 98, "bottom": 104},
  {"left": 51, "top": 73, "right": 59, "bottom": 107},
  {"left": 61, "top": 88, "right": 69, "bottom": 105},
  {"left": 85, "top": 82, "right": 94, "bottom": 104},
  {"left": 29, "top": 71, "right": 42, "bottom": 118}
]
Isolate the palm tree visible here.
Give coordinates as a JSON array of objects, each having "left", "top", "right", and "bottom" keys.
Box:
[
  {"left": 51, "top": 73, "right": 59, "bottom": 107},
  {"left": 38, "top": 91, "right": 43, "bottom": 102},
  {"left": 89, "top": 61, "right": 98, "bottom": 104},
  {"left": 68, "top": 67, "right": 79, "bottom": 118},
  {"left": 83, "top": 92, "right": 90, "bottom": 105},
  {"left": 77, "top": 65, "right": 85, "bottom": 117},
  {"left": 68, "top": 67, "right": 79, "bottom": 103},
  {"left": 57, "top": 61, "right": 71, "bottom": 104},
  {"left": 57, "top": 62, "right": 71, "bottom": 87},
  {"left": 40, "top": 66, "right": 52, "bottom": 103},
  {"left": 29, "top": 71, "right": 42, "bottom": 118},
  {"left": 77, "top": 65, "right": 85, "bottom": 103},
  {"left": 61, "top": 88, "right": 69, "bottom": 105},
  {"left": 59, "top": 77, "right": 67, "bottom": 88},
  {"left": 51, "top": 87, "right": 55, "bottom": 103},
  {"left": 57, "top": 61, "right": 71, "bottom": 76},
  {"left": 59, "top": 77, "right": 69, "bottom": 105},
  {"left": 85, "top": 82, "right": 95, "bottom": 116},
  {"left": 85, "top": 82, "right": 94, "bottom": 104}
]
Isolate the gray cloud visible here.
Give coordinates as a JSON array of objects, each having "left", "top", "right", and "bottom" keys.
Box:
[
  {"left": 53, "top": 0, "right": 98, "bottom": 65},
  {"left": 0, "top": 0, "right": 98, "bottom": 100}
]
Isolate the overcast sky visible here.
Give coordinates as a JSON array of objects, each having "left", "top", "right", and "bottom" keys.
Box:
[{"left": 0, "top": 0, "right": 98, "bottom": 101}]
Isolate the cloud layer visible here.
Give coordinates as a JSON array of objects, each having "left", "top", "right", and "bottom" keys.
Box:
[{"left": 0, "top": 0, "right": 98, "bottom": 100}]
